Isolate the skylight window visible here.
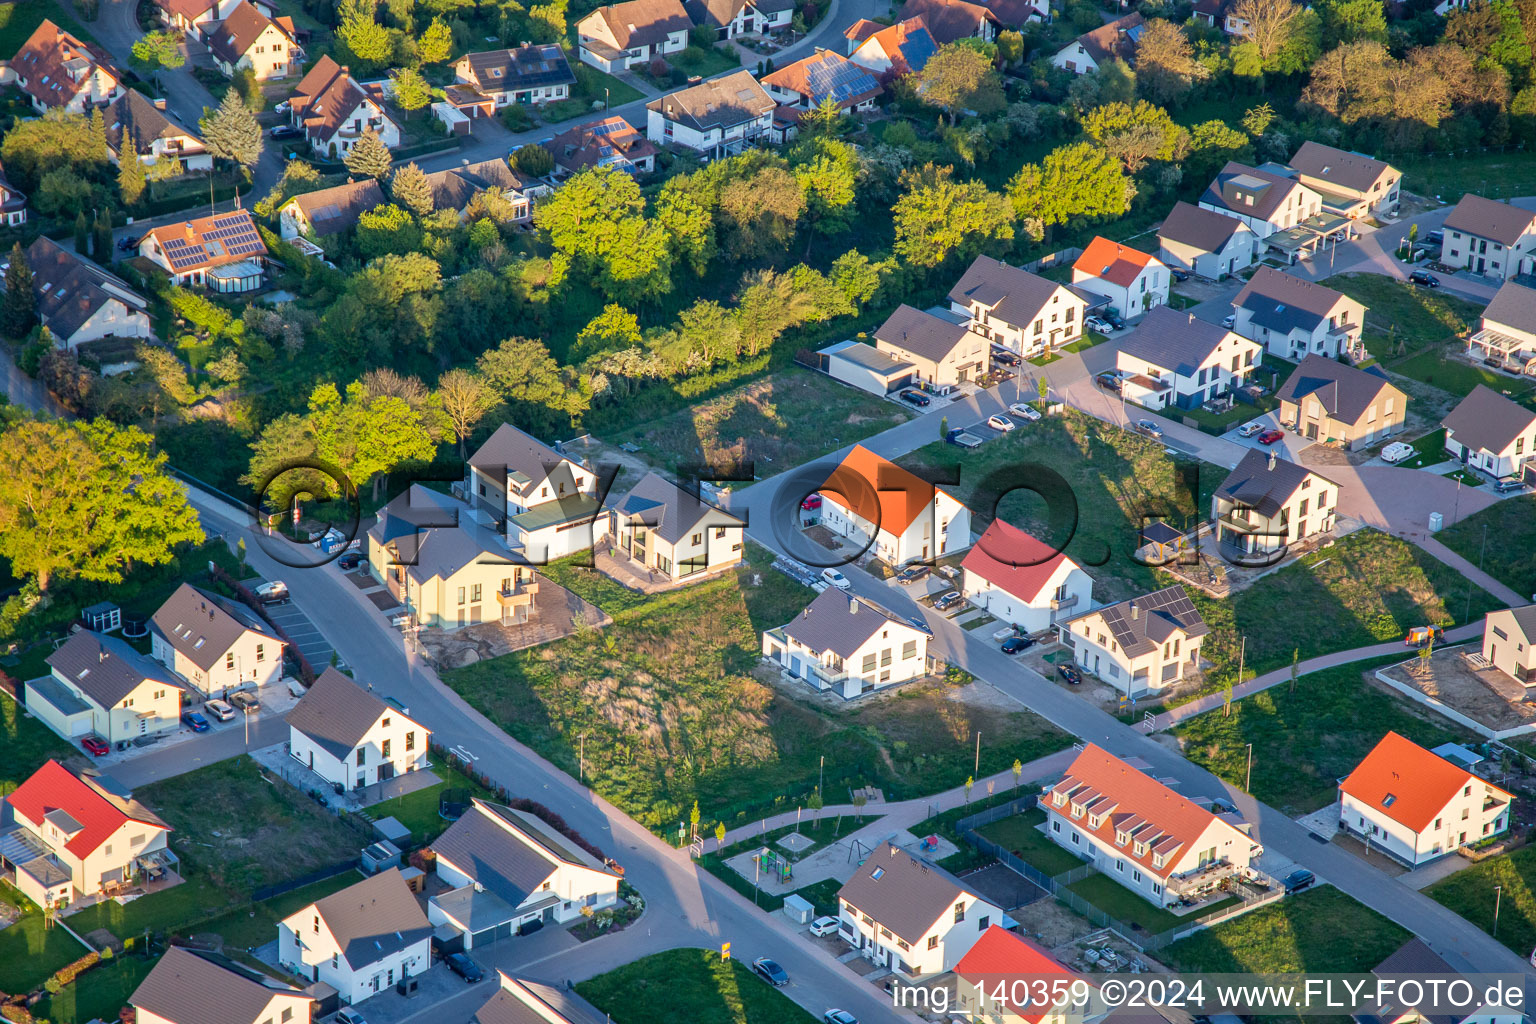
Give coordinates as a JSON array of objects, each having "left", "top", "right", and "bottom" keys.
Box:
[
  {"left": 1382, "top": 793, "right": 1396, "bottom": 807},
  {"left": 871, "top": 867, "right": 884, "bottom": 880}
]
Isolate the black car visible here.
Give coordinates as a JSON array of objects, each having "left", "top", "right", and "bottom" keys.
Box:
[
  {"left": 1426, "top": 229, "right": 1445, "bottom": 246},
  {"left": 116, "top": 235, "right": 140, "bottom": 251},
  {"left": 268, "top": 125, "right": 302, "bottom": 139},
  {"left": 1095, "top": 372, "right": 1124, "bottom": 392},
  {"left": 899, "top": 389, "right": 931, "bottom": 407},
  {"left": 1282, "top": 868, "right": 1316, "bottom": 893},
  {"left": 1001, "top": 635, "right": 1035, "bottom": 654},
  {"left": 1104, "top": 312, "right": 1126, "bottom": 330},
  {"left": 1409, "top": 271, "right": 1440, "bottom": 287},
  {"left": 1169, "top": 267, "right": 1190, "bottom": 282},
  {"left": 1057, "top": 662, "right": 1082, "bottom": 685},
  {"left": 516, "top": 918, "right": 544, "bottom": 936},
  {"left": 991, "top": 349, "right": 1021, "bottom": 366},
  {"left": 445, "top": 953, "right": 483, "bottom": 982},
  {"left": 753, "top": 958, "right": 789, "bottom": 987},
  {"left": 337, "top": 551, "right": 364, "bottom": 570}
]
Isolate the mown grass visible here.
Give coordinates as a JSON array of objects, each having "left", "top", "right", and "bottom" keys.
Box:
[
  {"left": 0, "top": 0, "right": 94, "bottom": 52},
  {"left": 1068, "top": 873, "right": 1234, "bottom": 935},
  {"left": 0, "top": 690, "right": 77, "bottom": 791},
  {"left": 577, "top": 948, "right": 816, "bottom": 1024},
  {"left": 975, "top": 807, "right": 1084, "bottom": 876},
  {"left": 1437, "top": 496, "right": 1536, "bottom": 601},
  {"left": 34, "top": 952, "right": 157, "bottom": 1024},
  {"left": 1322, "top": 273, "right": 1483, "bottom": 363},
  {"left": 1397, "top": 152, "right": 1536, "bottom": 204},
  {"left": 1426, "top": 844, "right": 1536, "bottom": 956},
  {"left": 0, "top": 880, "right": 95, "bottom": 992}
]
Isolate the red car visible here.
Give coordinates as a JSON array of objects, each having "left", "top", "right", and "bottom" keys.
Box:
[
  {"left": 1257, "top": 429, "right": 1285, "bottom": 445},
  {"left": 800, "top": 494, "right": 822, "bottom": 511},
  {"left": 82, "top": 736, "right": 109, "bottom": 757}
]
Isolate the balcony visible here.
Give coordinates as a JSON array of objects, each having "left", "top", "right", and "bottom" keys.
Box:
[
  {"left": 496, "top": 580, "right": 539, "bottom": 607},
  {"left": 1218, "top": 512, "right": 1263, "bottom": 534},
  {"left": 1050, "top": 593, "right": 1079, "bottom": 611},
  {"left": 1166, "top": 858, "right": 1239, "bottom": 897}
]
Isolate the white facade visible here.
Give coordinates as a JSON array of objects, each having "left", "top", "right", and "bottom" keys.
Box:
[
  {"left": 1115, "top": 331, "right": 1262, "bottom": 412},
  {"left": 820, "top": 487, "right": 970, "bottom": 565},
  {"left": 288, "top": 714, "right": 429, "bottom": 793},
  {"left": 278, "top": 892, "right": 430, "bottom": 1004},
  {"left": 29, "top": 667, "right": 180, "bottom": 746},
  {"left": 838, "top": 886, "right": 1001, "bottom": 978},
  {"left": 962, "top": 558, "right": 1092, "bottom": 635},
  {"left": 1158, "top": 224, "right": 1255, "bottom": 280},
  {"left": 1051, "top": 40, "right": 1103, "bottom": 74},
  {"left": 468, "top": 448, "right": 605, "bottom": 561},
  {"left": 151, "top": 627, "right": 281, "bottom": 698},
  {"left": 644, "top": 105, "right": 772, "bottom": 158},
  {"left": 1340, "top": 782, "right": 1511, "bottom": 867},
  {"left": 762, "top": 603, "right": 932, "bottom": 699},
  {"left": 949, "top": 282, "right": 1084, "bottom": 357},
  {"left": 1232, "top": 295, "right": 1365, "bottom": 362},
  {"left": 1199, "top": 181, "right": 1322, "bottom": 251},
  {"left": 1071, "top": 257, "right": 1168, "bottom": 319}
]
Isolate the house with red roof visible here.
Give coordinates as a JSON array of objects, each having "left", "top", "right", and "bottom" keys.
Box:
[
  {"left": 1338, "top": 732, "right": 1514, "bottom": 866},
  {"left": 961, "top": 520, "right": 1094, "bottom": 634},
  {"left": 816, "top": 445, "right": 971, "bottom": 566},
  {"left": 955, "top": 926, "right": 1099, "bottom": 1024},
  {"left": 1042, "top": 744, "right": 1258, "bottom": 907},
  {"left": 199, "top": 0, "right": 300, "bottom": 80},
  {"left": 1072, "top": 237, "right": 1169, "bottom": 320},
  {"left": 3, "top": 19, "right": 126, "bottom": 114},
  {"left": 1, "top": 760, "right": 174, "bottom": 909},
  {"left": 844, "top": 17, "right": 938, "bottom": 79}
]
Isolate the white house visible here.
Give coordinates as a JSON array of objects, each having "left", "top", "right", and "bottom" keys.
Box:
[
  {"left": 961, "top": 519, "right": 1094, "bottom": 633},
  {"left": 762, "top": 50, "right": 882, "bottom": 113},
  {"left": 0, "top": 161, "right": 25, "bottom": 226},
  {"left": 139, "top": 210, "right": 267, "bottom": 292},
  {"left": 873, "top": 304, "right": 990, "bottom": 389},
  {"left": 845, "top": 17, "right": 937, "bottom": 77},
  {"left": 576, "top": 0, "right": 691, "bottom": 71},
  {"left": 132, "top": 946, "right": 313, "bottom": 1024},
  {"left": 1442, "top": 385, "right": 1536, "bottom": 483},
  {"left": 468, "top": 424, "right": 607, "bottom": 561},
  {"left": 1212, "top": 449, "right": 1339, "bottom": 559},
  {"left": 1466, "top": 280, "right": 1536, "bottom": 376},
  {"left": 278, "top": 869, "right": 432, "bottom": 1004},
  {"left": 150, "top": 583, "right": 284, "bottom": 698},
  {"left": 1287, "top": 141, "right": 1401, "bottom": 219},
  {"left": 21, "top": 236, "right": 152, "bottom": 348},
  {"left": 428, "top": 799, "right": 622, "bottom": 948},
  {"left": 762, "top": 589, "right": 934, "bottom": 699},
  {"left": 1071, "top": 236, "right": 1168, "bottom": 320},
  {"left": 948, "top": 254, "right": 1085, "bottom": 357},
  {"left": 103, "top": 91, "right": 212, "bottom": 171},
  {"left": 1357, "top": 938, "right": 1526, "bottom": 1024},
  {"left": 1231, "top": 267, "right": 1366, "bottom": 363},
  {"left": 451, "top": 45, "right": 575, "bottom": 108},
  {"left": 286, "top": 668, "right": 430, "bottom": 793},
  {"left": 816, "top": 444, "right": 971, "bottom": 565},
  {"left": 684, "top": 0, "right": 795, "bottom": 40},
  {"left": 278, "top": 179, "right": 386, "bottom": 240},
  {"left": 606, "top": 471, "right": 745, "bottom": 584},
  {"left": 1338, "top": 731, "right": 1514, "bottom": 867},
  {"left": 1064, "top": 586, "right": 1208, "bottom": 696},
  {"left": 29, "top": 630, "right": 182, "bottom": 747},
  {"left": 1041, "top": 745, "right": 1260, "bottom": 907},
  {"left": 1199, "top": 161, "right": 1325, "bottom": 259},
  {"left": 2, "top": 760, "right": 174, "bottom": 909},
  {"left": 1157, "top": 201, "right": 1255, "bottom": 281},
  {"left": 954, "top": 926, "right": 1102, "bottom": 1024},
  {"left": 838, "top": 842, "right": 1003, "bottom": 979},
  {"left": 288, "top": 56, "right": 401, "bottom": 158},
  {"left": 1115, "top": 306, "right": 1262, "bottom": 412},
  {"left": 200, "top": 1, "right": 300, "bottom": 80},
  {"left": 1440, "top": 194, "right": 1536, "bottom": 281},
  {"left": 644, "top": 70, "right": 776, "bottom": 160},
  {"left": 1482, "top": 606, "right": 1536, "bottom": 688},
  {"left": 1050, "top": 12, "right": 1142, "bottom": 74},
  {"left": 4, "top": 20, "right": 126, "bottom": 113}
]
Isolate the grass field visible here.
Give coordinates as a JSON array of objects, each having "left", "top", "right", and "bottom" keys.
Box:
[
  {"left": 0, "top": 690, "right": 77, "bottom": 791},
  {"left": 1323, "top": 274, "right": 1483, "bottom": 363},
  {"left": 0, "top": 0, "right": 93, "bottom": 52},
  {"left": 1437, "top": 496, "right": 1536, "bottom": 600},
  {"left": 669, "top": 44, "right": 740, "bottom": 77},
  {"left": 1427, "top": 844, "right": 1536, "bottom": 956},
  {"left": 35, "top": 953, "right": 157, "bottom": 1024},
  {"left": 975, "top": 807, "right": 1083, "bottom": 876},
  {"left": 1397, "top": 152, "right": 1536, "bottom": 203},
  {"left": 0, "top": 880, "right": 94, "bottom": 992},
  {"left": 1068, "top": 873, "right": 1235, "bottom": 935},
  {"left": 1171, "top": 658, "right": 1477, "bottom": 815},
  {"left": 577, "top": 948, "right": 816, "bottom": 1024},
  {"left": 1395, "top": 427, "right": 1447, "bottom": 469},
  {"left": 445, "top": 543, "right": 1070, "bottom": 830}
]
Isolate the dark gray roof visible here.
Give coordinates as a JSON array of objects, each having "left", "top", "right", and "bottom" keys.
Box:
[
  {"left": 1216, "top": 448, "right": 1337, "bottom": 518},
  {"left": 1202, "top": 161, "right": 1303, "bottom": 221},
  {"left": 895, "top": 0, "right": 999, "bottom": 43},
  {"left": 1287, "top": 142, "right": 1394, "bottom": 195},
  {"left": 1275, "top": 354, "right": 1397, "bottom": 426},
  {"left": 26, "top": 675, "right": 92, "bottom": 717},
  {"left": 1443, "top": 385, "right": 1536, "bottom": 455},
  {"left": 1117, "top": 305, "right": 1240, "bottom": 377},
  {"left": 312, "top": 868, "right": 433, "bottom": 970},
  {"left": 460, "top": 44, "right": 576, "bottom": 94},
  {"left": 104, "top": 90, "right": 201, "bottom": 157},
  {"left": 1070, "top": 585, "right": 1207, "bottom": 658},
  {"left": 474, "top": 978, "right": 608, "bottom": 1024},
  {"left": 1158, "top": 201, "right": 1245, "bottom": 254},
  {"left": 421, "top": 159, "right": 537, "bottom": 211},
  {"left": 1499, "top": 605, "right": 1536, "bottom": 642},
  {"left": 1481, "top": 280, "right": 1536, "bottom": 331},
  {"left": 150, "top": 583, "right": 279, "bottom": 673},
  {"left": 370, "top": 485, "right": 527, "bottom": 585},
  {"left": 610, "top": 471, "right": 742, "bottom": 545},
  {"left": 431, "top": 800, "right": 614, "bottom": 909},
  {"left": 947, "top": 254, "right": 1065, "bottom": 328},
  {"left": 468, "top": 424, "right": 574, "bottom": 486},
  {"left": 1233, "top": 267, "right": 1350, "bottom": 335},
  {"left": 431, "top": 884, "right": 520, "bottom": 931},
  {"left": 24, "top": 235, "right": 147, "bottom": 341},
  {"left": 874, "top": 303, "right": 973, "bottom": 363},
  {"left": 131, "top": 947, "right": 308, "bottom": 1024},
  {"left": 46, "top": 630, "right": 182, "bottom": 710},
  {"left": 286, "top": 179, "right": 386, "bottom": 236},
  {"left": 286, "top": 668, "right": 420, "bottom": 761},
  {"left": 1444, "top": 194, "right": 1536, "bottom": 248},
  {"left": 780, "top": 588, "right": 923, "bottom": 660},
  {"left": 645, "top": 70, "right": 775, "bottom": 132},
  {"left": 837, "top": 842, "right": 974, "bottom": 944},
  {"left": 1363, "top": 939, "right": 1462, "bottom": 1024}
]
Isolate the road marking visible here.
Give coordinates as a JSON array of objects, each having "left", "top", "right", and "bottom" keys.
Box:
[{"left": 451, "top": 745, "right": 477, "bottom": 762}]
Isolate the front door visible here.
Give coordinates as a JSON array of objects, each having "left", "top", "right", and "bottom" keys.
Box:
[{"left": 380, "top": 762, "right": 396, "bottom": 782}]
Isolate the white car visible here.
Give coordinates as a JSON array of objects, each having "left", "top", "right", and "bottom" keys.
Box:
[
  {"left": 1222, "top": 314, "right": 1236, "bottom": 328},
  {"left": 1238, "top": 422, "right": 1265, "bottom": 437},
  {"left": 1085, "top": 315, "right": 1114, "bottom": 332},
  {"left": 1380, "top": 441, "right": 1416, "bottom": 464},
  {"left": 809, "top": 916, "right": 840, "bottom": 936},
  {"left": 821, "top": 567, "right": 852, "bottom": 591},
  {"left": 204, "top": 699, "right": 236, "bottom": 722},
  {"left": 987, "top": 414, "right": 1015, "bottom": 432},
  {"left": 1008, "top": 402, "right": 1042, "bottom": 421}
]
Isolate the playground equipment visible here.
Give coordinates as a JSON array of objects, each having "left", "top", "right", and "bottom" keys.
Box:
[{"left": 754, "top": 847, "right": 793, "bottom": 884}]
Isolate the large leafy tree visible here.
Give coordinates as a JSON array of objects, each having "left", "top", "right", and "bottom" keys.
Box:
[
  {"left": 200, "top": 89, "right": 263, "bottom": 169},
  {"left": 131, "top": 30, "right": 186, "bottom": 71},
  {"left": 1133, "top": 19, "right": 1206, "bottom": 104},
  {"left": 0, "top": 110, "right": 108, "bottom": 192},
  {"left": 1008, "top": 142, "right": 1135, "bottom": 235},
  {"left": 533, "top": 165, "right": 672, "bottom": 303},
  {"left": 1082, "top": 101, "right": 1189, "bottom": 167},
  {"left": 435, "top": 368, "right": 493, "bottom": 457},
  {"left": 476, "top": 336, "right": 591, "bottom": 431},
  {"left": 891, "top": 163, "right": 1013, "bottom": 270},
  {"left": 914, "top": 42, "right": 1005, "bottom": 123}
]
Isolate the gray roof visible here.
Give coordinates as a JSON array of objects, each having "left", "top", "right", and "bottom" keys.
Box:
[
  {"left": 421, "top": 159, "right": 537, "bottom": 211},
  {"left": 312, "top": 868, "right": 433, "bottom": 970},
  {"left": 468, "top": 424, "right": 574, "bottom": 487},
  {"left": 432, "top": 884, "right": 520, "bottom": 931},
  {"left": 150, "top": 583, "right": 280, "bottom": 673},
  {"left": 646, "top": 70, "right": 775, "bottom": 133},
  {"left": 474, "top": 978, "right": 609, "bottom": 1024},
  {"left": 1497, "top": 605, "right": 1536, "bottom": 643},
  {"left": 131, "top": 947, "right": 308, "bottom": 1024},
  {"left": 1481, "top": 280, "right": 1536, "bottom": 331},
  {"left": 874, "top": 303, "right": 974, "bottom": 363},
  {"left": 947, "top": 254, "right": 1064, "bottom": 328},
  {"left": 431, "top": 800, "right": 614, "bottom": 909},
  {"left": 1287, "top": 141, "right": 1394, "bottom": 195},
  {"left": 837, "top": 842, "right": 974, "bottom": 944},
  {"left": 1275, "top": 354, "right": 1397, "bottom": 426},
  {"left": 286, "top": 668, "right": 421, "bottom": 761},
  {"left": 1158, "top": 201, "right": 1245, "bottom": 254},
  {"left": 286, "top": 179, "right": 386, "bottom": 236},
  {"left": 25, "top": 675, "right": 92, "bottom": 717},
  {"left": 781, "top": 588, "right": 923, "bottom": 660},
  {"left": 610, "top": 471, "right": 742, "bottom": 545},
  {"left": 1069, "top": 585, "right": 1207, "bottom": 658},
  {"left": 1233, "top": 267, "right": 1350, "bottom": 335},
  {"left": 895, "top": 0, "right": 999, "bottom": 43},
  {"left": 1117, "top": 305, "right": 1238, "bottom": 377},
  {"left": 1216, "top": 448, "right": 1337, "bottom": 518},
  {"left": 45, "top": 629, "right": 183, "bottom": 710},
  {"left": 24, "top": 235, "right": 147, "bottom": 342},
  {"left": 370, "top": 485, "right": 527, "bottom": 585},
  {"left": 1364, "top": 939, "right": 1462, "bottom": 1024},
  {"left": 1202, "top": 161, "right": 1302, "bottom": 221},
  {"left": 1444, "top": 194, "right": 1536, "bottom": 248},
  {"left": 1443, "top": 385, "right": 1536, "bottom": 456},
  {"left": 825, "top": 340, "right": 915, "bottom": 376},
  {"left": 104, "top": 90, "right": 201, "bottom": 157},
  {"left": 459, "top": 44, "right": 576, "bottom": 94}
]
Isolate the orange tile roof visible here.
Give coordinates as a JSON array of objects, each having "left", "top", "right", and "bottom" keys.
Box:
[
  {"left": 962, "top": 519, "right": 1075, "bottom": 603},
  {"left": 843, "top": 17, "right": 883, "bottom": 41},
  {"left": 852, "top": 16, "right": 935, "bottom": 76},
  {"left": 1340, "top": 731, "right": 1511, "bottom": 833},
  {"left": 10, "top": 19, "right": 122, "bottom": 110},
  {"left": 1074, "top": 235, "right": 1159, "bottom": 289},
  {"left": 818, "top": 445, "right": 951, "bottom": 536},
  {"left": 956, "top": 926, "right": 1084, "bottom": 1021}
]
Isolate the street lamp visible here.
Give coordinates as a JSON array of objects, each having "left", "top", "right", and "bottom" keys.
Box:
[
  {"left": 1245, "top": 742, "right": 1253, "bottom": 792},
  {"left": 1494, "top": 884, "right": 1503, "bottom": 937}
]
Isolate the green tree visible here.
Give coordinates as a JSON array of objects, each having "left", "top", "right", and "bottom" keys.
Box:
[
  {"left": 574, "top": 303, "right": 642, "bottom": 360},
  {"left": 435, "top": 367, "right": 493, "bottom": 457},
  {"left": 514, "top": 144, "right": 554, "bottom": 176},
  {"left": 392, "top": 66, "right": 432, "bottom": 111},
  {"left": 74, "top": 210, "right": 90, "bottom": 254},
  {"left": 791, "top": 137, "right": 858, "bottom": 239},
  {"left": 0, "top": 109, "right": 109, "bottom": 192},
  {"left": 1317, "top": 0, "right": 1388, "bottom": 43},
  {"left": 118, "top": 149, "right": 147, "bottom": 205},
  {"left": 418, "top": 17, "right": 454, "bottom": 62},
  {"left": 338, "top": 0, "right": 394, "bottom": 69},
  {"left": 996, "top": 28, "right": 1025, "bottom": 64},
  {"left": 1081, "top": 101, "right": 1189, "bottom": 168},
  {"left": 719, "top": 165, "right": 805, "bottom": 259},
  {"left": 891, "top": 163, "right": 1013, "bottom": 270},
  {"left": 714, "top": 821, "right": 726, "bottom": 846},
  {"left": 2, "top": 242, "right": 36, "bottom": 339},
  {"left": 356, "top": 203, "right": 423, "bottom": 258},
  {"left": 915, "top": 42, "right": 1005, "bottom": 123},
  {"left": 829, "top": 249, "right": 881, "bottom": 310},
  {"left": 130, "top": 30, "right": 186, "bottom": 70},
  {"left": 799, "top": 95, "right": 848, "bottom": 136},
  {"left": 1133, "top": 19, "right": 1206, "bottom": 104},
  {"left": 200, "top": 89, "right": 263, "bottom": 169},
  {"left": 654, "top": 174, "right": 716, "bottom": 276},
  {"left": 344, "top": 129, "right": 394, "bottom": 179},
  {"left": 92, "top": 209, "right": 112, "bottom": 264},
  {"left": 391, "top": 162, "right": 435, "bottom": 217},
  {"left": 476, "top": 336, "right": 590, "bottom": 430},
  {"left": 1009, "top": 141, "right": 1135, "bottom": 233},
  {"left": 532, "top": 165, "right": 673, "bottom": 303},
  {"left": 35, "top": 168, "right": 93, "bottom": 218},
  {"left": 1242, "top": 102, "right": 1276, "bottom": 135}
]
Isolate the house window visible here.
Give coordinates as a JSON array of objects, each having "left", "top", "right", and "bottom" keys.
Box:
[
  {"left": 953, "top": 901, "right": 965, "bottom": 923},
  {"left": 471, "top": 584, "right": 482, "bottom": 603},
  {"left": 715, "top": 527, "right": 726, "bottom": 539},
  {"left": 1132, "top": 869, "right": 1142, "bottom": 882},
  {"left": 357, "top": 748, "right": 366, "bottom": 766},
  {"left": 927, "top": 935, "right": 938, "bottom": 950},
  {"left": 862, "top": 653, "right": 876, "bottom": 673},
  {"left": 902, "top": 640, "right": 917, "bottom": 659},
  {"left": 1052, "top": 820, "right": 1061, "bottom": 833},
  {"left": 382, "top": 739, "right": 391, "bottom": 757},
  {"left": 282, "top": 1011, "right": 293, "bottom": 1022},
  {"left": 692, "top": 532, "right": 701, "bottom": 545},
  {"left": 880, "top": 648, "right": 892, "bottom": 667},
  {"left": 457, "top": 587, "right": 466, "bottom": 605},
  {"left": 256, "top": 644, "right": 265, "bottom": 662},
  {"left": 1070, "top": 832, "right": 1080, "bottom": 845},
  {"left": 1115, "top": 830, "right": 1128, "bottom": 845},
  {"left": 406, "top": 731, "right": 415, "bottom": 751},
  {"left": 977, "top": 915, "right": 989, "bottom": 930},
  {"left": 1116, "top": 858, "right": 1125, "bottom": 871}
]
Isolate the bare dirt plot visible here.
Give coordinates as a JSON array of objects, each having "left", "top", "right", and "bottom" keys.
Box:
[
  {"left": 958, "top": 862, "right": 1049, "bottom": 911},
  {"left": 1383, "top": 648, "right": 1536, "bottom": 732}
]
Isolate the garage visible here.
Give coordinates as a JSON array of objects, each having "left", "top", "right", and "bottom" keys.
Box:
[{"left": 471, "top": 921, "right": 513, "bottom": 947}]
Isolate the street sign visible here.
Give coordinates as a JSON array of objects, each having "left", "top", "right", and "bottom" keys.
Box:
[{"left": 721, "top": 942, "right": 730, "bottom": 960}]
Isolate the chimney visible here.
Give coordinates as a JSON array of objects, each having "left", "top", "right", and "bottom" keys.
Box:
[
  {"left": 153, "top": 96, "right": 167, "bottom": 110},
  {"left": 1130, "top": 600, "right": 1139, "bottom": 620},
  {"left": 185, "top": 222, "right": 195, "bottom": 239},
  {"left": 1267, "top": 449, "right": 1277, "bottom": 471},
  {"left": 849, "top": 597, "right": 858, "bottom": 614}
]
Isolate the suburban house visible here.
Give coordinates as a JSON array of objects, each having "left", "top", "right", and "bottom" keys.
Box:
[
  {"left": 29, "top": 630, "right": 182, "bottom": 747},
  {"left": 1440, "top": 194, "right": 1536, "bottom": 281},
  {"left": 451, "top": 45, "right": 575, "bottom": 108},
  {"left": 278, "top": 179, "right": 386, "bottom": 241},
  {"left": 983, "top": 0, "right": 1049, "bottom": 25},
  {"left": 1442, "top": 384, "right": 1536, "bottom": 483},
  {"left": 1041, "top": 744, "right": 1259, "bottom": 907},
  {"left": 467, "top": 423, "right": 607, "bottom": 561},
  {"left": 873, "top": 304, "right": 990, "bottom": 389},
  {"left": 367, "top": 484, "right": 541, "bottom": 629},
  {"left": 474, "top": 975, "right": 606, "bottom": 1024},
  {"left": 960, "top": 519, "right": 1094, "bottom": 634},
  {"left": 200, "top": 0, "right": 300, "bottom": 80},
  {"left": 1064, "top": 586, "right": 1208, "bottom": 695},
  {"left": 816, "top": 444, "right": 971, "bottom": 564},
  {"left": 948, "top": 254, "right": 1086, "bottom": 357},
  {"left": 1356, "top": 938, "right": 1526, "bottom": 1024},
  {"left": 684, "top": 0, "right": 795, "bottom": 39},
  {"left": 1338, "top": 731, "right": 1514, "bottom": 866},
  {"left": 288, "top": 55, "right": 400, "bottom": 158},
  {"left": 1071, "top": 236, "right": 1168, "bottom": 319},
  {"left": 3, "top": 20, "right": 125, "bottom": 113},
  {"left": 1276, "top": 355, "right": 1406, "bottom": 450},
  {"left": 844, "top": 17, "right": 938, "bottom": 78},
  {"left": 954, "top": 926, "right": 1097, "bottom": 1024},
  {"left": 428, "top": 799, "right": 622, "bottom": 948},
  {"left": 762, "top": 50, "right": 882, "bottom": 113},
  {"left": 1198, "top": 161, "right": 1326, "bottom": 259},
  {"left": 1230, "top": 267, "right": 1366, "bottom": 362},
  {"left": 131, "top": 947, "right": 313, "bottom": 1024},
  {"left": 22, "top": 236, "right": 152, "bottom": 348},
  {"left": 547, "top": 115, "right": 657, "bottom": 177},
  {"left": 645, "top": 69, "right": 776, "bottom": 159},
  {"left": 422, "top": 159, "right": 548, "bottom": 225},
  {"left": 763, "top": 589, "right": 934, "bottom": 699},
  {"left": 1114, "top": 306, "right": 1262, "bottom": 412},
  {"left": 576, "top": 0, "right": 691, "bottom": 71},
  {"left": 0, "top": 161, "right": 25, "bottom": 226},
  {"left": 103, "top": 91, "right": 211, "bottom": 171},
  {"left": 606, "top": 471, "right": 745, "bottom": 585},
  {"left": 895, "top": 0, "right": 999, "bottom": 42},
  {"left": 278, "top": 868, "right": 432, "bottom": 1003},
  {"left": 1051, "top": 12, "right": 1143, "bottom": 74},
  {"left": 1286, "top": 142, "right": 1401, "bottom": 219},
  {"left": 2, "top": 760, "right": 174, "bottom": 909},
  {"left": 1482, "top": 606, "right": 1536, "bottom": 687},
  {"left": 286, "top": 668, "right": 430, "bottom": 792},
  {"left": 1157, "top": 201, "right": 1255, "bottom": 280},
  {"left": 837, "top": 842, "right": 1003, "bottom": 978},
  {"left": 150, "top": 583, "right": 285, "bottom": 697},
  {"left": 1466, "top": 280, "right": 1536, "bottom": 376},
  {"left": 1212, "top": 449, "right": 1339, "bottom": 558},
  {"left": 138, "top": 209, "right": 267, "bottom": 292},
  {"left": 819, "top": 339, "right": 917, "bottom": 396},
  {"left": 150, "top": 0, "right": 273, "bottom": 30}
]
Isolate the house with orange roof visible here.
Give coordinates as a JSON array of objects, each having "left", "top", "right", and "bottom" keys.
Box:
[
  {"left": 139, "top": 209, "right": 267, "bottom": 291},
  {"left": 287, "top": 55, "right": 400, "bottom": 158},
  {"left": 762, "top": 588, "right": 934, "bottom": 698},
  {"left": 961, "top": 519, "right": 1094, "bottom": 634},
  {"left": 3, "top": 19, "right": 126, "bottom": 113},
  {"left": 761, "top": 49, "right": 882, "bottom": 114},
  {"left": 844, "top": 16, "right": 938, "bottom": 78},
  {"left": 1, "top": 760, "right": 175, "bottom": 909},
  {"left": 150, "top": 0, "right": 273, "bottom": 32},
  {"left": 815, "top": 444, "right": 971, "bottom": 565},
  {"left": 1072, "top": 237, "right": 1169, "bottom": 321},
  {"left": 954, "top": 925, "right": 1103, "bottom": 1024},
  {"left": 1042, "top": 744, "right": 1259, "bottom": 907},
  {"left": 199, "top": 0, "right": 300, "bottom": 80},
  {"left": 1338, "top": 731, "right": 1514, "bottom": 866}
]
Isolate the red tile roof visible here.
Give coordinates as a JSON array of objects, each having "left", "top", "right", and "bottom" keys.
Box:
[
  {"left": 10, "top": 19, "right": 122, "bottom": 110},
  {"left": 8, "top": 760, "right": 169, "bottom": 859},
  {"left": 956, "top": 926, "right": 1083, "bottom": 1021},
  {"left": 843, "top": 17, "right": 883, "bottom": 42},
  {"left": 962, "top": 519, "right": 1075, "bottom": 603},
  {"left": 1340, "top": 731, "right": 1511, "bottom": 833},
  {"left": 819, "top": 445, "right": 953, "bottom": 536},
  {"left": 1074, "top": 235, "right": 1159, "bottom": 289},
  {"left": 851, "top": 16, "right": 934, "bottom": 76}
]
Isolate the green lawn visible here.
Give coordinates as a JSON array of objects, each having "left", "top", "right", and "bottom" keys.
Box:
[
  {"left": 669, "top": 44, "right": 740, "bottom": 77},
  {"left": 1176, "top": 395, "right": 1277, "bottom": 433},
  {"left": 540, "top": 66, "right": 645, "bottom": 124},
  {"left": 0, "top": 880, "right": 94, "bottom": 992},
  {"left": 1391, "top": 348, "right": 1536, "bottom": 399},
  {"left": 35, "top": 953, "right": 157, "bottom": 1024},
  {"left": 1427, "top": 844, "right": 1536, "bottom": 955},
  {"left": 371, "top": 766, "right": 497, "bottom": 846},
  {"left": 0, "top": 689, "right": 77, "bottom": 791},
  {"left": 1172, "top": 658, "right": 1478, "bottom": 815},
  {"left": 0, "top": 0, "right": 94, "bottom": 52},
  {"left": 1397, "top": 427, "right": 1447, "bottom": 469},
  {"left": 1161, "top": 885, "right": 1409, "bottom": 973},
  {"left": 188, "top": 871, "right": 364, "bottom": 950},
  {"left": 1437, "top": 496, "right": 1536, "bottom": 600},
  {"left": 1322, "top": 274, "right": 1482, "bottom": 362},
  {"left": 1397, "top": 152, "right": 1536, "bottom": 203},
  {"left": 975, "top": 807, "right": 1084, "bottom": 876},
  {"left": 577, "top": 948, "right": 816, "bottom": 1024}
]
